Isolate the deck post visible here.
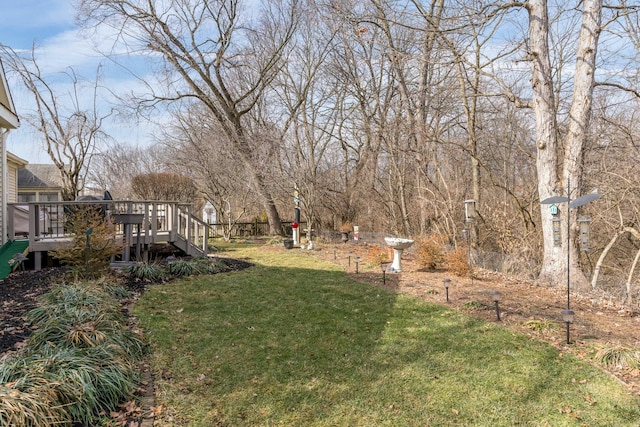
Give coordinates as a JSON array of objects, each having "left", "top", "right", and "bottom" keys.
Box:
[
  {"left": 185, "top": 205, "right": 192, "bottom": 256},
  {"left": 34, "top": 251, "right": 42, "bottom": 270},
  {"left": 7, "top": 204, "right": 14, "bottom": 240}
]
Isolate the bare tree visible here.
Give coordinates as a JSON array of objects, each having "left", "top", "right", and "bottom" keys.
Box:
[
  {"left": 1, "top": 45, "right": 110, "bottom": 200},
  {"left": 87, "top": 140, "right": 167, "bottom": 198},
  {"left": 470, "top": 0, "right": 604, "bottom": 288},
  {"left": 158, "top": 104, "right": 257, "bottom": 241},
  {"left": 76, "top": 0, "right": 302, "bottom": 234}
]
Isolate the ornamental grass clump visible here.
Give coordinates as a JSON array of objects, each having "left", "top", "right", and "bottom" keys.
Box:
[
  {"left": 123, "top": 261, "right": 168, "bottom": 282},
  {"left": 0, "top": 346, "right": 139, "bottom": 426},
  {"left": 167, "top": 258, "right": 201, "bottom": 276},
  {"left": 191, "top": 256, "right": 227, "bottom": 274},
  {"left": 0, "top": 278, "right": 147, "bottom": 425},
  {"left": 27, "top": 282, "right": 122, "bottom": 326},
  {"left": 26, "top": 284, "right": 146, "bottom": 359},
  {"left": 0, "top": 373, "right": 69, "bottom": 426},
  {"left": 595, "top": 345, "right": 640, "bottom": 369}
]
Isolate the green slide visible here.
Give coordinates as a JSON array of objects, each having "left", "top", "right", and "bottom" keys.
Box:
[{"left": 0, "top": 239, "right": 30, "bottom": 279}]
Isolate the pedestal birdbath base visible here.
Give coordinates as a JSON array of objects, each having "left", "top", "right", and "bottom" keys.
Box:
[{"left": 384, "top": 237, "right": 414, "bottom": 272}]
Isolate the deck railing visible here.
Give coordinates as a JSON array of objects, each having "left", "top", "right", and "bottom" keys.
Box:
[{"left": 7, "top": 200, "right": 209, "bottom": 265}]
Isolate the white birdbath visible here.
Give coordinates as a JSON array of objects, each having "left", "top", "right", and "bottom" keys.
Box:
[{"left": 384, "top": 237, "right": 414, "bottom": 272}]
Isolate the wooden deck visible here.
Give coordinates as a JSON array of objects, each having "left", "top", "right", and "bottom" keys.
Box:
[{"left": 7, "top": 200, "right": 211, "bottom": 269}]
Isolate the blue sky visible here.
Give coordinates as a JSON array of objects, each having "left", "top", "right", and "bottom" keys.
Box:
[{"left": 1, "top": 0, "right": 155, "bottom": 163}]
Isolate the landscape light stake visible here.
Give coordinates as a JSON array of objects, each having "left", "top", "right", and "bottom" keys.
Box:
[
  {"left": 381, "top": 262, "right": 390, "bottom": 285},
  {"left": 561, "top": 309, "right": 575, "bottom": 344},
  {"left": 541, "top": 179, "right": 599, "bottom": 344},
  {"left": 491, "top": 290, "right": 502, "bottom": 321},
  {"left": 443, "top": 278, "right": 451, "bottom": 303},
  {"left": 354, "top": 256, "right": 360, "bottom": 274}
]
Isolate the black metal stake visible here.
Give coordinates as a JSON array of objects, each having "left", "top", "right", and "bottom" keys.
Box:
[
  {"left": 542, "top": 180, "right": 599, "bottom": 345},
  {"left": 443, "top": 278, "right": 451, "bottom": 303},
  {"left": 494, "top": 300, "right": 501, "bottom": 321}
]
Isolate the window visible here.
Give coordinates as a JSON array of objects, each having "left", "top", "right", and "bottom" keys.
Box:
[
  {"left": 18, "top": 192, "right": 36, "bottom": 203},
  {"left": 39, "top": 192, "right": 59, "bottom": 202}
]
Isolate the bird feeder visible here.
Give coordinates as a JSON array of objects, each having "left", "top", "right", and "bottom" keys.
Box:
[
  {"left": 577, "top": 217, "right": 591, "bottom": 251},
  {"left": 464, "top": 199, "right": 476, "bottom": 223},
  {"left": 552, "top": 217, "right": 562, "bottom": 247}
]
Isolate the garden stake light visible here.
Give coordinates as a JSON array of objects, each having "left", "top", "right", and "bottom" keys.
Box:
[
  {"left": 491, "top": 290, "right": 502, "bottom": 321},
  {"left": 381, "top": 262, "right": 390, "bottom": 285},
  {"left": 561, "top": 309, "right": 575, "bottom": 344},
  {"left": 443, "top": 278, "right": 451, "bottom": 302}
]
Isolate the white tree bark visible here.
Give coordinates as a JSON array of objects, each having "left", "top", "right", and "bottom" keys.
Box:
[
  {"left": 590, "top": 230, "right": 620, "bottom": 289},
  {"left": 527, "top": 0, "right": 564, "bottom": 284},
  {"left": 561, "top": 0, "right": 602, "bottom": 289},
  {"left": 529, "top": 0, "right": 602, "bottom": 288},
  {"left": 627, "top": 248, "right": 640, "bottom": 304}
]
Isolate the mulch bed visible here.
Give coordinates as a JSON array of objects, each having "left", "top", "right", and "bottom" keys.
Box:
[{"left": 0, "top": 268, "right": 63, "bottom": 354}]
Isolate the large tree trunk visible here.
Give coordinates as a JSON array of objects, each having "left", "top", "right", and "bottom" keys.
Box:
[
  {"left": 531, "top": 0, "right": 602, "bottom": 289},
  {"left": 561, "top": 0, "right": 602, "bottom": 290},
  {"left": 528, "top": 0, "right": 564, "bottom": 284}
]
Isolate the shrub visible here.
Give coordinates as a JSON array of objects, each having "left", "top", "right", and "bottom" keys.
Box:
[
  {"left": 444, "top": 246, "right": 471, "bottom": 277},
  {"left": 339, "top": 222, "right": 353, "bottom": 232},
  {"left": 367, "top": 245, "right": 390, "bottom": 265},
  {"left": 52, "top": 206, "right": 124, "bottom": 279},
  {"left": 415, "top": 234, "right": 446, "bottom": 270}
]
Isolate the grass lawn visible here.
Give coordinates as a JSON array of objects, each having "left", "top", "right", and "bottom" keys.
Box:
[{"left": 134, "top": 244, "right": 640, "bottom": 426}]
